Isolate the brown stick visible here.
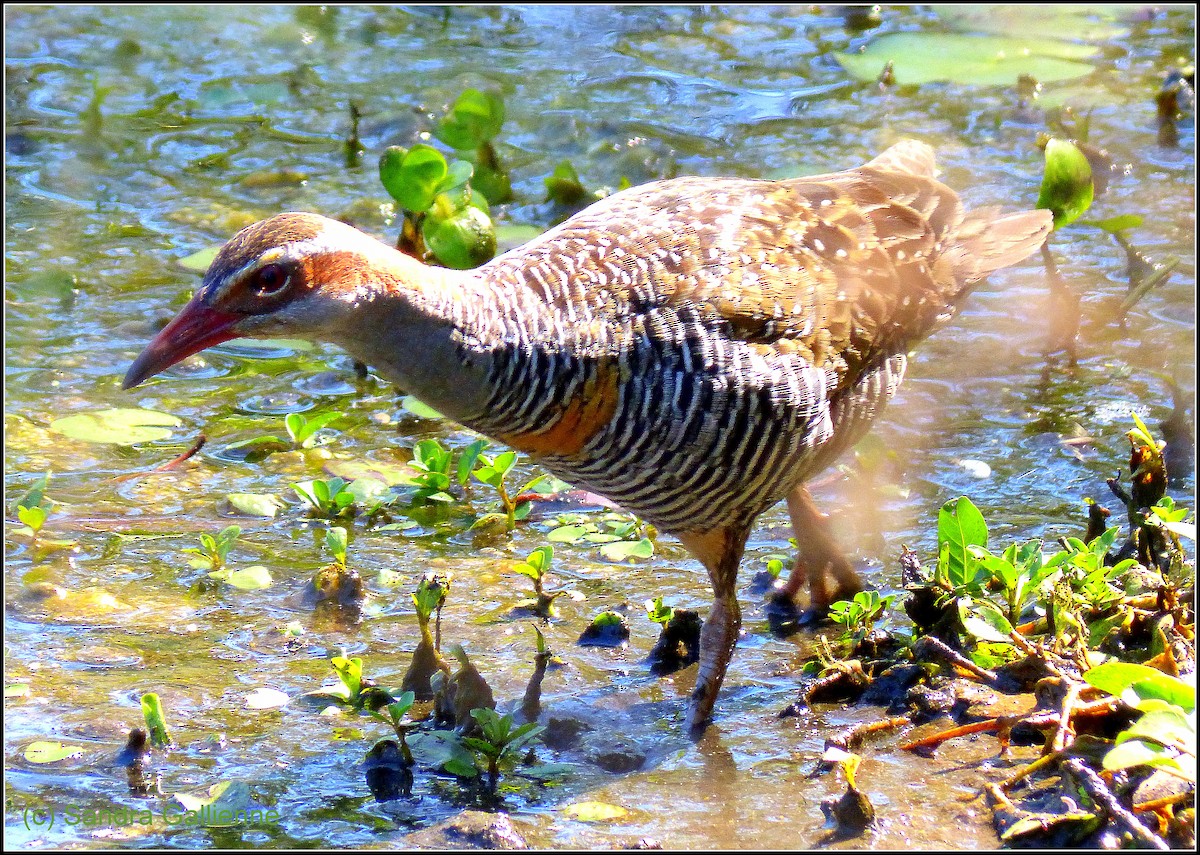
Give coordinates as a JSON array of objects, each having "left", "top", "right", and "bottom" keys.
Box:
[{"left": 1062, "top": 758, "right": 1169, "bottom": 850}]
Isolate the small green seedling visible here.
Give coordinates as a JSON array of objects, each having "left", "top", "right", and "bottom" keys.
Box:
[
  {"left": 311, "top": 655, "right": 397, "bottom": 712},
  {"left": 293, "top": 477, "right": 383, "bottom": 518},
  {"left": 379, "top": 130, "right": 497, "bottom": 270},
  {"left": 471, "top": 449, "right": 546, "bottom": 532},
  {"left": 461, "top": 708, "right": 545, "bottom": 791},
  {"left": 577, "top": 610, "right": 630, "bottom": 647},
  {"left": 325, "top": 526, "right": 349, "bottom": 569},
  {"left": 512, "top": 546, "right": 564, "bottom": 618},
  {"left": 401, "top": 575, "right": 452, "bottom": 700},
  {"left": 11, "top": 472, "right": 75, "bottom": 548},
  {"left": 409, "top": 439, "right": 456, "bottom": 504},
  {"left": 226, "top": 410, "right": 343, "bottom": 457},
  {"left": 184, "top": 524, "right": 272, "bottom": 590},
  {"left": 828, "top": 590, "right": 895, "bottom": 644},
  {"left": 645, "top": 596, "right": 674, "bottom": 626},
  {"left": 183, "top": 524, "right": 241, "bottom": 572},
  {"left": 140, "top": 692, "right": 174, "bottom": 749}
]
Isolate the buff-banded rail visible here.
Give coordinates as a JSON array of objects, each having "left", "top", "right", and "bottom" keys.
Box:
[{"left": 125, "top": 139, "right": 1052, "bottom": 735}]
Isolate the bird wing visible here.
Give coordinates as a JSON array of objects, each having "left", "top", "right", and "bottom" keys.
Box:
[{"left": 486, "top": 141, "right": 971, "bottom": 392}]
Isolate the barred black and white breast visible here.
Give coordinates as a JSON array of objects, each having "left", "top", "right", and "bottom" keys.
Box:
[{"left": 466, "top": 140, "right": 1051, "bottom": 535}]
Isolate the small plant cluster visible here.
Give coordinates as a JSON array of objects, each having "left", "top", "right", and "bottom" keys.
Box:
[
  {"left": 296, "top": 577, "right": 554, "bottom": 801},
  {"left": 802, "top": 414, "right": 1194, "bottom": 848},
  {"left": 378, "top": 88, "right": 634, "bottom": 270}
]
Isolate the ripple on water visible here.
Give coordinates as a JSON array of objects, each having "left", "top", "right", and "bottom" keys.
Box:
[
  {"left": 237, "top": 393, "right": 315, "bottom": 416},
  {"left": 294, "top": 370, "right": 359, "bottom": 397}
]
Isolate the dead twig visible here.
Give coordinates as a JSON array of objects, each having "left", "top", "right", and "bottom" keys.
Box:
[{"left": 1062, "top": 758, "right": 1170, "bottom": 850}]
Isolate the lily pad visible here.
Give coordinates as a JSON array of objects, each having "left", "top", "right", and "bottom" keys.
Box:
[
  {"left": 24, "top": 740, "right": 86, "bottom": 763},
  {"left": 835, "top": 32, "right": 1098, "bottom": 86},
  {"left": 50, "top": 408, "right": 181, "bottom": 445}
]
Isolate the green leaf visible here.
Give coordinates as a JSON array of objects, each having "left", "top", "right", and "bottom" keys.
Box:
[
  {"left": 178, "top": 245, "right": 221, "bottom": 273},
  {"left": 544, "top": 159, "right": 589, "bottom": 205},
  {"left": 17, "top": 505, "right": 47, "bottom": 532},
  {"left": 50, "top": 408, "right": 181, "bottom": 444},
  {"left": 226, "top": 492, "right": 285, "bottom": 518},
  {"left": 1082, "top": 214, "right": 1143, "bottom": 234},
  {"left": 422, "top": 204, "right": 496, "bottom": 269},
  {"left": 24, "top": 741, "right": 86, "bottom": 763},
  {"left": 834, "top": 32, "right": 1097, "bottom": 86},
  {"left": 960, "top": 598, "right": 1015, "bottom": 643},
  {"left": 402, "top": 396, "right": 445, "bottom": 421},
  {"left": 1117, "top": 708, "right": 1194, "bottom": 751},
  {"left": 938, "top": 497, "right": 988, "bottom": 588},
  {"left": 599, "top": 538, "right": 654, "bottom": 562},
  {"left": 456, "top": 438, "right": 488, "bottom": 485},
  {"left": 326, "top": 526, "right": 348, "bottom": 563},
  {"left": 548, "top": 524, "right": 589, "bottom": 544},
  {"left": 379, "top": 144, "right": 449, "bottom": 212},
  {"left": 645, "top": 596, "right": 674, "bottom": 625},
  {"left": 141, "top": 692, "right": 173, "bottom": 748},
  {"left": 435, "top": 88, "right": 505, "bottom": 151},
  {"left": 1103, "top": 739, "right": 1192, "bottom": 777},
  {"left": 1084, "top": 662, "right": 1195, "bottom": 713},
  {"left": 1037, "top": 138, "right": 1094, "bottom": 230},
  {"left": 213, "top": 565, "right": 273, "bottom": 591}
]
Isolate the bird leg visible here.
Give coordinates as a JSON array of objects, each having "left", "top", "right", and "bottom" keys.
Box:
[
  {"left": 677, "top": 523, "right": 751, "bottom": 737},
  {"left": 774, "top": 485, "right": 863, "bottom": 610}
]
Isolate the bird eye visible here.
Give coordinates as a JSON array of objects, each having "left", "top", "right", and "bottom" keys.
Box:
[{"left": 253, "top": 263, "right": 291, "bottom": 296}]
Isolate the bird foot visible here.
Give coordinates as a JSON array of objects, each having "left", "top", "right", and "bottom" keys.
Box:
[{"left": 765, "top": 578, "right": 866, "bottom": 636}]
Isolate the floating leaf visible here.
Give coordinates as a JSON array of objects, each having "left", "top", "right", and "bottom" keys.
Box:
[
  {"left": 225, "top": 492, "right": 285, "bottom": 518},
  {"left": 1082, "top": 214, "right": 1143, "bottom": 234},
  {"left": 50, "top": 408, "right": 181, "bottom": 444},
  {"left": 1037, "top": 138, "right": 1094, "bottom": 230},
  {"left": 245, "top": 687, "right": 290, "bottom": 710},
  {"left": 563, "top": 801, "right": 629, "bottom": 822},
  {"left": 835, "top": 33, "right": 1097, "bottom": 87},
  {"left": 211, "top": 565, "right": 273, "bottom": 591},
  {"left": 599, "top": 538, "right": 654, "bottom": 562},
  {"left": 548, "top": 524, "right": 589, "bottom": 544},
  {"left": 402, "top": 397, "right": 445, "bottom": 421},
  {"left": 174, "top": 781, "right": 253, "bottom": 826},
  {"left": 24, "top": 741, "right": 86, "bottom": 763}
]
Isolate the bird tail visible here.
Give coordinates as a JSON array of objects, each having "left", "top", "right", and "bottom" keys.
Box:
[
  {"left": 952, "top": 208, "right": 1054, "bottom": 283},
  {"left": 865, "top": 139, "right": 937, "bottom": 178}
]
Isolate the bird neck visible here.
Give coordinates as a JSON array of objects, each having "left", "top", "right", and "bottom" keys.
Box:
[{"left": 319, "top": 244, "right": 553, "bottom": 427}]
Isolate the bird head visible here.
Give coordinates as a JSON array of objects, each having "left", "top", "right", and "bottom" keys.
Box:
[{"left": 122, "top": 213, "right": 393, "bottom": 389}]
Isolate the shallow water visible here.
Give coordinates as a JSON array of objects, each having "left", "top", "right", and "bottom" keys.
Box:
[{"left": 4, "top": 5, "right": 1195, "bottom": 849}]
